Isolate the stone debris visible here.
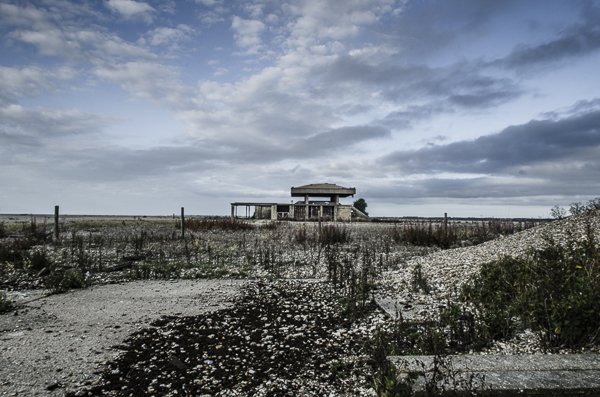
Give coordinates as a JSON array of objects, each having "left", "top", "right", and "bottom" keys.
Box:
[
  {"left": 83, "top": 280, "right": 381, "bottom": 397},
  {"left": 376, "top": 211, "right": 600, "bottom": 355}
]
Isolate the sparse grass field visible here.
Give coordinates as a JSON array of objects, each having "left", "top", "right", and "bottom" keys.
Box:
[
  {"left": 0, "top": 215, "right": 542, "bottom": 293},
  {"left": 3, "top": 212, "right": 599, "bottom": 396}
]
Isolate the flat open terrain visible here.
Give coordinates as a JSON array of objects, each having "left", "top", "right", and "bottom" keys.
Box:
[{"left": 1, "top": 212, "right": 599, "bottom": 396}]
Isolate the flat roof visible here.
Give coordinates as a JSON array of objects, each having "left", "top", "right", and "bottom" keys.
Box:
[
  {"left": 231, "top": 203, "right": 280, "bottom": 206},
  {"left": 291, "top": 183, "right": 356, "bottom": 197}
]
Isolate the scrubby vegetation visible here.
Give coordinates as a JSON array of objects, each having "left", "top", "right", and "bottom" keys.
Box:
[
  {"left": 0, "top": 291, "right": 15, "bottom": 312},
  {"left": 463, "top": 226, "right": 600, "bottom": 350},
  {"left": 3, "top": 211, "right": 599, "bottom": 396},
  {"left": 388, "top": 218, "right": 539, "bottom": 249}
]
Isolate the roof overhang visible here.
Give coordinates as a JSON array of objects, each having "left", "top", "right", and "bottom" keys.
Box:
[{"left": 291, "top": 183, "right": 356, "bottom": 198}]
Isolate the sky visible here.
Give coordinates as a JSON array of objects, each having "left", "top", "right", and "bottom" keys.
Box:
[{"left": 1, "top": 0, "right": 600, "bottom": 218}]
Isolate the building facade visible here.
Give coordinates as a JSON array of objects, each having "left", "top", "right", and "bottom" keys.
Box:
[{"left": 231, "top": 183, "right": 368, "bottom": 222}]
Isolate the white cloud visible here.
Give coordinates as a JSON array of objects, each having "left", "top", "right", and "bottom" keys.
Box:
[
  {"left": 93, "top": 61, "right": 195, "bottom": 109},
  {"left": 213, "top": 67, "right": 229, "bottom": 77},
  {"left": 195, "top": 0, "right": 222, "bottom": 6},
  {"left": 231, "top": 16, "right": 266, "bottom": 54},
  {"left": 244, "top": 4, "right": 263, "bottom": 19},
  {"left": 148, "top": 25, "right": 194, "bottom": 46},
  {"left": 0, "top": 104, "right": 119, "bottom": 138},
  {"left": 105, "top": 0, "right": 156, "bottom": 23},
  {"left": 0, "top": 66, "right": 54, "bottom": 102},
  {"left": 199, "top": 11, "right": 225, "bottom": 26}
]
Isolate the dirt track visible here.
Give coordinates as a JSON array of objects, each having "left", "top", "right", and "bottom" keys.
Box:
[{"left": 0, "top": 280, "right": 245, "bottom": 396}]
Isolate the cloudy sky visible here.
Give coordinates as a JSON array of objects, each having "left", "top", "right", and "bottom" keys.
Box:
[{"left": 1, "top": 0, "right": 600, "bottom": 217}]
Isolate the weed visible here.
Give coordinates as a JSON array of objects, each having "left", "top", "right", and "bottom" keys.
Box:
[
  {"left": 293, "top": 225, "right": 312, "bottom": 245},
  {"left": 389, "top": 219, "right": 538, "bottom": 249},
  {"left": 320, "top": 224, "right": 351, "bottom": 245},
  {"left": 260, "top": 221, "right": 280, "bottom": 230},
  {"left": 178, "top": 217, "right": 254, "bottom": 231},
  {"left": 0, "top": 291, "right": 15, "bottom": 313},
  {"left": 330, "top": 360, "right": 349, "bottom": 379},
  {"left": 411, "top": 264, "right": 431, "bottom": 294},
  {"left": 45, "top": 265, "right": 87, "bottom": 293},
  {"left": 368, "top": 320, "right": 489, "bottom": 396},
  {"left": 28, "top": 249, "right": 52, "bottom": 272}
]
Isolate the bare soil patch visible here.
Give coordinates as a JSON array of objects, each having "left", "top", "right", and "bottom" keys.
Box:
[{"left": 0, "top": 280, "right": 244, "bottom": 396}]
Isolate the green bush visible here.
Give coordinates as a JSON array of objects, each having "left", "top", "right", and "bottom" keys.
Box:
[
  {"left": 45, "top": 266, "right": 86, "bottom": 293},
  {"left": 462, "top": 232, "right": 600, "bottom": 350}
]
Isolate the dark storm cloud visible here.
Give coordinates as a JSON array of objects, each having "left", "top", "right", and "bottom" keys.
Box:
[
  {"left": 363, "top": 165, "right": 600, "bottom": 201},
  {"left": 317, "top": 55, "right": 522, "bottom": 122},
  {"left": 381, "top": 107, "right": 600, "bottom": 175},
  {"left": 494, "top": 2, "right": 600, "bottom": 69},
  {"left": 381, "top": 0, "right": 521, "bottom": 59}
]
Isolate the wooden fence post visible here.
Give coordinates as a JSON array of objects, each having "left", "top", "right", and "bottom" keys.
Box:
[
  {"left": 181, "top": 207, "right": 185, "bottom": 239},
  {"left": 54, "top": 205, "right": 59, "bottom": 241},
  {"left": 444, "top": 212, "right": 448, "bottom": 238}
]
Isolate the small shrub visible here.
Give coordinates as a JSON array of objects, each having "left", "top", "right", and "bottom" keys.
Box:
[
  {"left": 411, "top": 263, "right": 431, "bottom": 294},
  {"left": 0, "top": 238, "right": 32, "bottom": 269},
  {"left": 293, "top": 225, "right": 310, "bottom": 244},
  {"left": 0, "top": 291, "right": 15, "bottom": 313},
  {"left": 45, "top": 266, "right": 86, "bottom": 292},
  {"left": 330, "top": 361, "right": 349, "bottom": 379},
  {"left": 550, "top": 205, "right": 566, "bottom": 219},
  {"left": 462, "top": 230, "right": 600, "bottom": 350},
  {"left": 28, "top": 249, "right": 52, "bottom": 272},
  {"left": 320, "top": 224, "right": 351, "bottom": 245}
]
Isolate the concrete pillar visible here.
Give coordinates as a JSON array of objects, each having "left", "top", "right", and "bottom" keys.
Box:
[
  {"left": 318, "top": 206, "right": 322, "bottom": 237},
  {"left": 271, "top": 204, "right": 277, "bottom": 221},
  {"left": 333, "top": 204, "right": 337, "bottom": 222},
  {"left": 231, "top": 204, "right": 235, "bottom": 221},
  {"left": 290, "top": 204, "right": 295, "bottom": 219},
  {"left": 305, "top": 194, "right": 308, "bottom": 221}
]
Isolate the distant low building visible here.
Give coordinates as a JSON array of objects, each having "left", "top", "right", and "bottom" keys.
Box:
[{"left": 230, "top": 183, "right": 369, "bottom": 221}]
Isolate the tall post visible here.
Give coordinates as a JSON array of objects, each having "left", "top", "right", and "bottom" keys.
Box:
[
  {"left": 181, "top": 207, "right": 185, "bottom": 239},
  {"left": 444, "top": 212, "right": 448, "bottom": 238},
  {"left": 271, "top": 204, "right": 277, "bottom": 221},
  {"left": 231, "top": 204, "right": 235, "bottom": 221},
  {"left": 54, "top": 205, "right": 59, "bottom": 241},
  {"left": 304, "top": 194, "right": 308, "bottom": 221},
  {"left": 318, "top": 206, "right": 322, "bottom": 238}
]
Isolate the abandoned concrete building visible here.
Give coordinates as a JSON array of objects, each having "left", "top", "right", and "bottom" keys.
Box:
[{"left": 230, "top": 183, "right": 370, "bottom": 222}]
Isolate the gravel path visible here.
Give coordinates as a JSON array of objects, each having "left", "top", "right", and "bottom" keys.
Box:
[{"left": 0, "top": 280, "right": 245, "bottom": 396}]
